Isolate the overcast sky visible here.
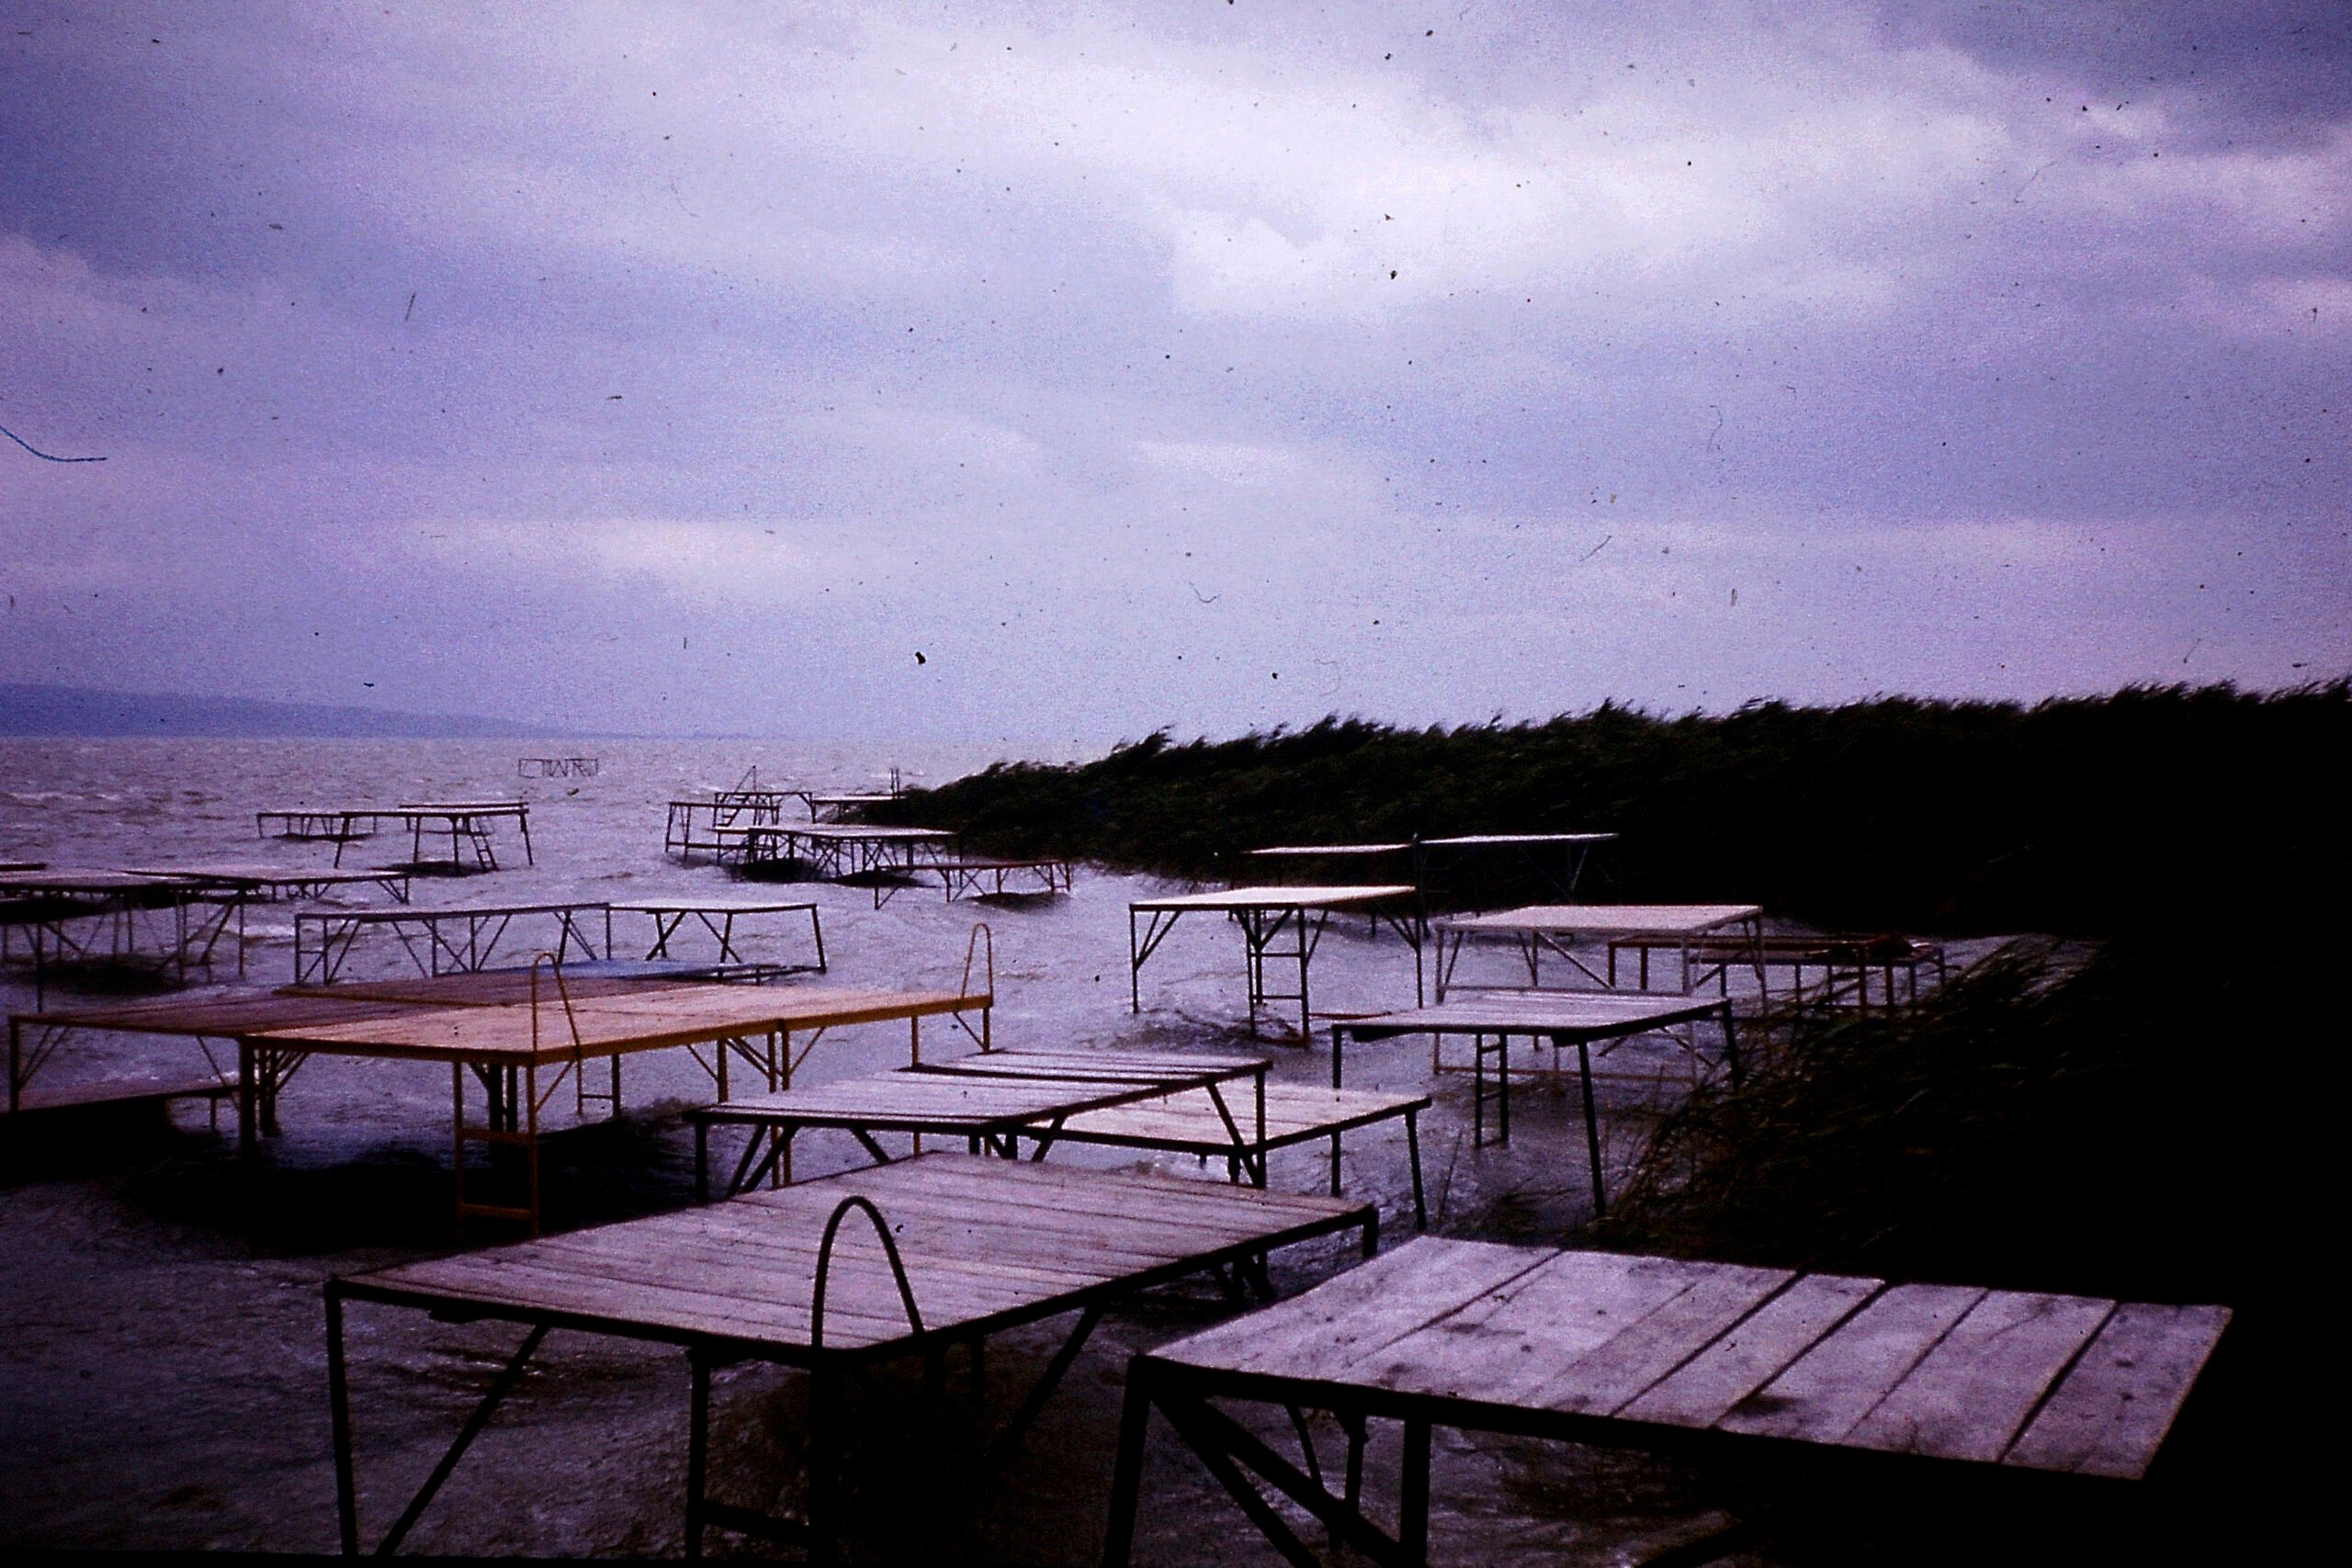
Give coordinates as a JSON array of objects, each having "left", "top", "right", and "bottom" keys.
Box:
[{"left": 2, "top": 2, "right": 2345, "bottom": 741}]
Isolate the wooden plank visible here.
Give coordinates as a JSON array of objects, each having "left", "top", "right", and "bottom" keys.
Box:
[
  {"left": 27, "top": 992, "right": 415, "bottom": 1036},
  {"left": 1361, "top": 1251, "right": 1703, "bottom": 1406},
  {"left": 929, "top": 1047, "right": 1266, "bottom": 1079},
  {"left": 1440, "top": 904, "right": 1759, "bottom": 936},
  {"left": 276, "top": 973, "right": 681, "bottom": 1008},
  {"left": 1050, "top": 1087, "right": 1427, "bottom": 1150},
  {"left": 704, "top": 1074, "right": 1136, "bottom": 1125},
  {"left": 733, "top": 1180, "right": 1325, "bottom": 1264},
  {"left": 1528, "top": 1262, "right": 1795, "bottom": 1416},
  {"left": 2003, "top": 1303, "right": 2232, "bottom": 1479},
  {"left": 786, "top": 1151, "right": 1357, "bottom": 1225},
  {"left": 1622, "top": 1274, "right": 1884, "bottom": 1430},
  {"left": 1153, "top": 1237, "right": 1553, "bottom": 1381},
  {"left": 1717, "top": 1283, "right": 1984, "bottom": 1445},
  {"left": 1845, "top": 1291, "right": 2116, "bottom": 1462}
]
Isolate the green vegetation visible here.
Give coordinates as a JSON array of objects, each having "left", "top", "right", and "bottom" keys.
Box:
[{"left": 885, "top": 682, "right": 2350, "bottom": 936}]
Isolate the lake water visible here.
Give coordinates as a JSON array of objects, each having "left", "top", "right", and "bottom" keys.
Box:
[{"left": 0, "top": 737, "right": 1778, "bottom": 1561}]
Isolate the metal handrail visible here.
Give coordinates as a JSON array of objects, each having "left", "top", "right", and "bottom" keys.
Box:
[{"left": 810, "top": 1194, "right": 923, "bottom": 1351}]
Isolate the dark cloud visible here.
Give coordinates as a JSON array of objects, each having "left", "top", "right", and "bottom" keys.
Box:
[{"left": 1877, "top": 0, "right": 2352, "bottom": 147}]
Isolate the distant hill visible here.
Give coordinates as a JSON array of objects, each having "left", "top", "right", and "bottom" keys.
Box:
[{"left": 0, "top": 682, "right": 548, "bottom": 739}]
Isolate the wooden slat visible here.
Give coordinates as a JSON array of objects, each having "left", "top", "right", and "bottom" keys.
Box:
[
  {"left": 1845, "top": 1291, "right": 2116, "bottom": 1462},
  {"left": 1529, "top": 1262, "right": 1795, "bottom": 1416},
  {"left": 1050, "top": 1086, "right": 1428, "bottom": 1149},
  {"left": 927, "top": 1047, "right": 1265, "bottom": 1080},
  {"left": 2003, "top": 1303, "right": 2232, "bottom": 1479},
  {"left": 1363, "top": 1251, "right": 1705, "bottom": 1406},
  {"left": 1152, "top": 1237, "right": 1552, "bottom": 1381},
  {"left": 1619, "top": 1273, "right": 1883, "bottom": 1430},
  {"left": 1717, "top": 1283, "right": 1984, "bottom": 1445}
]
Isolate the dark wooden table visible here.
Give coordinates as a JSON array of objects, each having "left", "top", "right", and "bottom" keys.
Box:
[
  {"left": 1106, "top": 1236, "right": 2230, "bottom": 1567},
  {"left": 327, "top": 1153, "right": 1375, "bottom": 1561}
]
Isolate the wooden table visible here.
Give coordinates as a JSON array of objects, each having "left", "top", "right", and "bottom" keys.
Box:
[
  {"left": 1106, "top": 1236, "right": 2232, "bottom": 1568},
  {"left": 937, "top": 855, "right": 1079, "bottom": 902},
  {"left": 1433, "top": 903, "right": 1765, "bottom": 1001},
  {"left": 1128, "top": 886, "right": 1424, "bottom": 1039},
  {"left": 255, "top": 801, "right": 532, "bottom": 870},
  {"left": 326, "top": 1153, "right": 1376, "bottom": 1561},
  {"left": 0, "top": 867, "right": 205, "bottom": 1006},
  {"left": 243, "top": 980, "right": 996, "bottom": 1233},
  {"left": 741, "top": 822, "right": 958, "bottom": 880},
  {"left": 112, "top": 862, "right": 416, "bottom": 977},
  {"left": 1333, "top": 991, "right": 1736, "bottom": 1213},
  {"left": 690, "top": 1047, "right": 1269, "bottom": 1195},
  {"left": 5, "top": 978, "right": 682, "bottom": 1119}
]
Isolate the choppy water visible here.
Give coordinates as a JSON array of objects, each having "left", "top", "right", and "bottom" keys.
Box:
[{"left": 0, "top": 737, "right": 1777, "bottom": 1561}]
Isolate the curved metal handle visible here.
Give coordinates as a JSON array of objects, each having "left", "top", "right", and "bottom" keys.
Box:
[
  {"left": 526, "top": 949, "right": 585, "bottom": 1060},
  {"left": 961, "top": 921, "right": 995, "bottom": 999},
  {"left": 810, "top": 1195, "right": 923, "bottom": 1351}
]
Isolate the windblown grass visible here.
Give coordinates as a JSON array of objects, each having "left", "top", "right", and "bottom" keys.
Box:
[
  {"left": 1594, "top": 930, "right": 2315, "bottom": 1309},
  {"left": 883, "top": 682, "right": 2350, "bottom": 937}
]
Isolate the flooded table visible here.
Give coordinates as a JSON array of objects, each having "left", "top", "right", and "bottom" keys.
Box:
[
  {"left": 691, "top": 1046, "right": 1268, "bottom": 1194},
  {"left": 326, "top": 1152, "right": 1377, "bottom": 1561},
  {"left": 243, "top": 977, "right": 997, "bottom": 1234},
  {"left": 255, "top": 800, "right": 532, "bottom": 870},
  {"left": 1433, "top": 903, "right": 1766, "bottom": 1001},
  {"left": 1127, "top": 885, "right": 1424, "bottom": 1039},
  {"left": 292, "top": 898, "right": 611, "bottom": 985},
  {"left": 1334, "top": 990, "right": 1738, "bottom": 1212}
]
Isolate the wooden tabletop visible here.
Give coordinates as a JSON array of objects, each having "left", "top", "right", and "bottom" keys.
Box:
[
  {"left": 0, "top": 868, "right": 191, "bottom": 894},
  {"left": 245, "top": 983, "right": 989, "bottom": 1064},
  {"left": 1439, "top": 904, "right": 1761, "bottom": 937},
  {"left": 117, "top": 863, "right": 405, "bottom": 888},
  {"left": 1051, "top": 1084, "right": 1430, "bottom": 1151},
  {"left": 692, "top": 1068, "right": 1210, "bottom": 1134},
  {"left": 1131, "top": 884, "right": 1418, "bottom": 912},
  {"left": 609, "top": 897, "right": 820, "bottom": 915},
  {"left": 1337, "top": 992, "right": 1727, "bottom": 1040},
  {"left": 915, "top": 1047, "right": 1265, "bottom": 1085},
  {"left": 274, "top": 972, "right": 700, "bottom": 1008},
  {"left": 1149, "top": 1236, "right": 2228, "bottom": 1481},
  {"left": 393, "top": 801, "right": 531, "bottom": 815},
  {"left": 335, "top": 1153, "right": 1374, "bottom": 1359}
]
